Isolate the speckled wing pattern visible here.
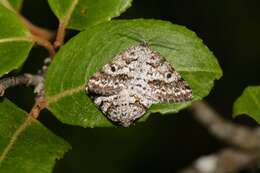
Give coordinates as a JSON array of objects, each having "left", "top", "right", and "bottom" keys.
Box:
[{"left": 86, "top": 43, "right": 192, "bottom": 127}]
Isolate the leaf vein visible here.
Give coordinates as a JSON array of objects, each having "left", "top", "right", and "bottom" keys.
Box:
[
  {"left": 61, "top": 0, "right": 78, "bottom": 26},
  {"left": 46, "top": 84, "right": 85, "bottom": 104},
  {"left": 0, "top": 116, "right": 33, "bottom": 165},
  {"left": 0, "top": 36, "right": 33, "bottom": 44}
]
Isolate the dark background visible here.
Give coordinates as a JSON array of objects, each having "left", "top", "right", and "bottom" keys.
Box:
[{"left": 7, "top": 0, "right": 260, "bottom": 172}]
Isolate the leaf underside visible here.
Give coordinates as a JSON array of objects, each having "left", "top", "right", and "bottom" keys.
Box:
[{"left": 45, "top": 19, "right": 222, "bottom": 127}]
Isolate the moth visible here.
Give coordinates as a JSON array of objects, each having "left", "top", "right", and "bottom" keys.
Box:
[{"left": 86, "top": 42, "right": 192, "bottom": 127}]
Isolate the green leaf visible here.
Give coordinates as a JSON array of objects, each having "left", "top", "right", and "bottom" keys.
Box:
[
  {"left": 0, "top": 4, "right": 33, "bottom": 77},
  {"left": 47, "top": 0, "right": 132, "bottom": 30},
  {"left": 0, "top": 98, "right": 70, "bottom": 173},
  {"left": 233, "top": 86, "right": 260, "bottom": 124},
  {"left": 45, "top": 19, "right": 222, "bottom": 127},
  {"left": 8, "top": 0, "right": 23, "bottom": 10}
]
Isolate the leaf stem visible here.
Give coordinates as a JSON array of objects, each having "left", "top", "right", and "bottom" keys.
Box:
[
  {"left": 54, "top": 21, "right": 66, "bottom": 49},
  {"left": 31, "top": 35, "right": 55, "bottom": 57},
  {"left": 54, "top": 0, "right": 78, "bottom": 49},
  {"left": 28, "top": 98, "right": 47, "bottom": 119},
  {"left": 20, "top": 16, "right": 54, "bottom": 41}
]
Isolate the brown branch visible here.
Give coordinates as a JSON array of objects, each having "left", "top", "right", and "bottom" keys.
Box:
[
  {"left": 54, "top": 21, "right": 66, "bottom": 49},
  {"left": 179, "top": 149, "right": 258, "bottom": 173},
  {"left": 178, "top": 101, "right": 260, "bottom": 173},
  {"left": 191, "top": 102, "right": 260, "bottom": 150},
  {"left": 26, "top": 60, "right": 50, "bottom": 119},
  {"left": 31, "top": 35, "right": 55, "bottom": 57},
  {"left": 28, "top": 98, "right": 47, "bottom": 119}
]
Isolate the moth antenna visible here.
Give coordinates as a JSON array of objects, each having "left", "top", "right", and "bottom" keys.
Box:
[
  {"left": 117, "top": 29, "right": 178, "bottom": 50},
  {"left": 117, "top": 28, "right": 152, "bottom": 45},
  {"left": 150, "top": 41, "right": 178, "bottom": 51},
  {"left": 147, "top": 35, "right": 179, "bottom": 50}
]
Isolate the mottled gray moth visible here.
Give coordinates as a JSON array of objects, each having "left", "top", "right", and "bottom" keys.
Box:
[{"left": 86, "top": 42, "right": 192, "bottom": 127}]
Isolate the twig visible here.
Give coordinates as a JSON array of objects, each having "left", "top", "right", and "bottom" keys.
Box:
[
  {"left": 0, "top": 74, "right": 44, "bottom": 96},
  {"left": 0, "top": 73, "right": 46, "bottom": 119},
  {"left": 178, "top": 101, "right": 260, "bottom": 173},
  {"left": 54, "top": 21, "right": 66, "bottom": 49},
  {"left": 26, "top": 56, "right": 53, "bottom": 118},
  {"left": 179, "top": 148, "right": 258, "bottom": 173},
  {"left": 191, "top": 102, "right": 260, "bottom": 150},
  {"left": 28, "top": 97, "right": 47, "bottom": 119},
  {"left": 37, "top": 57, "right": 52, "bottom": 75},
  {"left": 31, "top": 35, "right": 55, "bottom": 57},
  {"left": 20, "top": 16, "right": 54, "bottom": 41}
]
